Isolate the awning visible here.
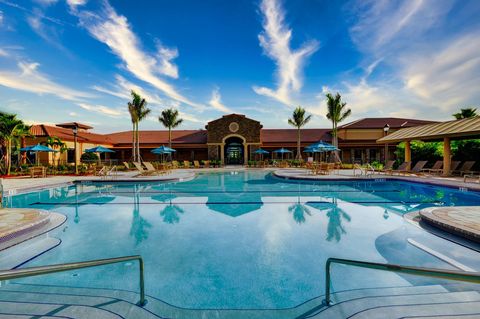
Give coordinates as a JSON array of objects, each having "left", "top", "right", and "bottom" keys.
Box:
[{"left": 377, "top": 116, "right": 480, "bottom": 143}]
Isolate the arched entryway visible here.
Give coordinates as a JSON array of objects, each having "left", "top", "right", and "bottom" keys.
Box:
[{"left": 224, "top": 136, "right": 245, "bottom": 165}]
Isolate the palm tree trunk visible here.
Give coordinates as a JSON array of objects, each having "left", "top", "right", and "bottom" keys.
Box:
[
  {"left": 6, "top": 139, "right": 11, "bottom": 175},
  {"left": 136, "top": 122, "right": 140, "bottom": 162},
  {"left": 296, "top": 127, "right": 301, "bottom": 160},
  {"left": 132, "top": 123, "right": 136, "bottom": 162},
  {"left": 168, "top": 127, "right": 172, "bottom": 161}
]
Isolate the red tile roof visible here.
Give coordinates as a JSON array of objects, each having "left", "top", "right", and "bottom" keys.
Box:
[
  {"left": 338, "top": 118, "right": 437, "bottom": 129},
  {"left": 261, "top": 129, "right": 332, "bottom": 143},
  {"left": 55, "top": 122, "right": 93, "bottom": 130},
  {"left": 105, "top": 130, "right": 208, "bottom": 145},
  {"left": 30, "top": 125, "right": 113, "bottom": 144}
]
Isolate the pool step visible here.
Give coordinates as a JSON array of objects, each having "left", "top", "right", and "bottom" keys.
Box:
[
  {"left": 0, "top": 236, "right": 61, "bottom": 269},
  {"left": 0, "top": 282, "right": 479, "bottom": 319},
  {"left": 312, "top": 290, "right": 480, "bottom": 319}
]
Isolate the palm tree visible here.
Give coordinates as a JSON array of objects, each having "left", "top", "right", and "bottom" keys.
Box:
[
  {"left": 288, "top": 106, "right": 312, "bottom": 160},
  {"left": 44, "top": 136, "right": 67, "bottom": 166},
  {"left": 158, "top": 108, "right": 183, "bottom": 159},
  {"left": 453, "top": 107, "right": 477, "bottom": 120},
  {"left": 128, "top": 91, "right": 150, "bottom": 162},
  {"left": 128, "top": 103, "right": 138, "bottom": 162},
  {"left": 0, "top": 112, "right": 30, "bottom": 175},
  {"left": 326, "top": 92, "right": 351, "bottom": 157}
]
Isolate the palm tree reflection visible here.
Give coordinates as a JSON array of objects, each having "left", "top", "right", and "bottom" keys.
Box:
[
  {"left": 325, "top": 199, "right": 351, "bottom": 242},
  {"left": 160, "top": 204, "right": 185, "bottom": 224},
  {"left": 288, "top": 201, "right": 311, "bottom": 224},
  {"left": 129, "top": 187, "right": 152, "bottom": 245}
]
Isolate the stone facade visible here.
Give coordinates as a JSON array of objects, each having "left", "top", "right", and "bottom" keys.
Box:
[
  {"left": 208, "top": 145, "right": 220, "bottom": 160},
  {"left": 206, "top": 114, "right": 262, "bottom": 144}
]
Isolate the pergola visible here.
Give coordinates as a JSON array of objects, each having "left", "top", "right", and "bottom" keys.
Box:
[{"left": 377, "top": 116, "right": 480, "bottom": 175}]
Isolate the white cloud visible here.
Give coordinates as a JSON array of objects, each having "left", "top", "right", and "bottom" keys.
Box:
[
  {"left": 73, "top": 2, "right": 204, "bottom": 110},
  {"left": 0, "top": 48, "right": 8, "bottom": 57},
  {"left": 0, "top": 10, "right": 3, "bottom": 26},
  {"left": 208, "top": 88, "right": 232, "bottom": 113},
  {"left": 0, "top": 61, "right": 93, "bottom": 101},
  {"left": 402, "top": 32, "right": 480, "bottom": 111},
  {"left": 33, "top": 0, "right": 58, "bottom": 5},
  {"left": 253, "top": 0, "right": 319, "bottom": 106},
  {"left": 156, "top": 44, "right": 179, "bottom": 79},
  {"left": 67, "top": 0, "right": 87, "bottom": 9},
  {"left": 93, "top": 74, "right": 164, "bottom": 105},
  {"left": 77, "top": 102, "right": 125, "bottom": 117}
]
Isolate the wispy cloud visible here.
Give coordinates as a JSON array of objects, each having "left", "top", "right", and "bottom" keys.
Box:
[
  {"left": 67, "top": 0, "right": 87, "bottom": 10},
  {"left": 72, "top": 1, "right": 203, "bottom": 110},
  {"left": 0, "top": 48, "right": 8, "bottom": 57},
  {"left": 0, "top": 61, "right": 93, "bottom": 101},
  {"left": 208, "top": 87, "right": 232, "bottom": 113},
  {"left": 77, "top": 102, "right": 126, "bottom": 117},
  {"left": 253, "top": 0, "right": 319, "bottom": 106},
  {"left": 93, "top": 74, "right": 164, "bottom": 105}
]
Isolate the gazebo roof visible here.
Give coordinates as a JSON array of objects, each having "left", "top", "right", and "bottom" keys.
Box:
[{"left": 377, "top": 116, "right": 480, "bottom": 143}]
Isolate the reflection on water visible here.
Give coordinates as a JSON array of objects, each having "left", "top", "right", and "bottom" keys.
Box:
[
  {"left": 288, "top": 201, "right": 311, "bottom": 224},
  {"left": 160, "top": 204, "right": 185, "bottom": 224},
  {"left": 129, "top": 186, "right": 152, "bottom": 245},
  {"left": 325, "top": 200, "right": 351, "bottom": 242}
]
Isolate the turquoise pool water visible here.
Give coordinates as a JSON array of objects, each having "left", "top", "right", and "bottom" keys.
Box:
[{"left": 6, "top": 171, "right": 480, "bottom": 309}]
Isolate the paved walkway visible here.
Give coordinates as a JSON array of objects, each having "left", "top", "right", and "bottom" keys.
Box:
[
  {"left": 273, "top": 168, "right": 480, "bottom": 191},
  {"left": 420, "top": 206, "right": 480, "bottom": 243}
]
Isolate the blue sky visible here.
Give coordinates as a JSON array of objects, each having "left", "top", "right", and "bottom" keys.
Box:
[{"left": 0, "top": 0, "right": 479, "bottom": 132}]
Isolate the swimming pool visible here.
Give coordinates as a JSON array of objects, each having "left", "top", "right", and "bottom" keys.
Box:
[{"left": 5, "top": 171, "right": 480, "bottom": 310}]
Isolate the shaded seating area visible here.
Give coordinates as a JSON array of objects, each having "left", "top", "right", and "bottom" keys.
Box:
[{"left": 377, "top": 116, "right": 480, "bottom": 176}]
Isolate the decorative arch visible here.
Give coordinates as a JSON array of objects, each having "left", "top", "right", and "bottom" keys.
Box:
[{"left": 222, "top": 134, "right": 246, "bottom": 144}]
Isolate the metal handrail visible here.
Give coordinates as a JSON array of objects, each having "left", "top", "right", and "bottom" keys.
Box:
[
  {"left": 0, "top": 255, "right": 146, "bottom": 306},
  {"left": 325, "top": 257, "right": 480, "bottom": 305}
]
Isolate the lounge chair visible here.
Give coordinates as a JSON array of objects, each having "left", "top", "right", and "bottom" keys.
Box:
[
  {"left": 144, "top": 162, "right": 166, "bottom": 175},
  {"left": 123, "top": 162, "right": 133, "bottom": 170},
  {"left": 452, "top": 161, "right": 476, "bottom": 176},
  {"left": 464, "top": 174, "right": 480, "bottom": 184},
  {"left": 193, "top": 160, "right": 201, "bottom": 168},
  {"left": 398, "top": 161, "right": 427, "bottom": 176},
  {"left": 183, "top": 161, "right": 191, "bottom": 168},
  {"left": 376, "top": 161, "right": 395, "bottom": 174},
  {"left": 450, "top": 161, "right": 461, "bottom": 172},
  {"left": 171, "top": 161, "right": 179, "bottom": 169},
  {"left": 203, "top": 160, "right": 210, "bottom": 168},
  {"left": 132, "top": 162, "right": 155, "bottom": 176},
  {"left": 421, "top": 160, "right": 443, "bottom": 175},
  {"left": 387, "top": 162, "right": 411, "bottom": 175}
]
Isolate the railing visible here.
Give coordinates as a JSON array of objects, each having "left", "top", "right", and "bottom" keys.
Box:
[
  {"left": 325, "top": 257, "right": 480, "bottom": 305},
  {"left": 0, "top": 255, "right": 146, "bottom": 306}
]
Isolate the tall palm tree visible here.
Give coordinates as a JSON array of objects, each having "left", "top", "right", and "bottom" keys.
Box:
[
  {"left": 158, "top": 108, "right": 183, "bottom": 159},
  {"left": 128, "top": 91, "right": 150, "bottom": 162},
  {"left": 128, "top": 103, "right": 138, "bottom": 162},
  {"left": 0, "top": 112, "right": 30, "bottom": 175},
  {"left": 288, "top": 106, "right": 312, "bottom": 160},
  {"left": 453, "top": 107, "right": 477, "bottom": 120},
  {"left": 326, "top": 92, "right": 351, "bottom": 157}
]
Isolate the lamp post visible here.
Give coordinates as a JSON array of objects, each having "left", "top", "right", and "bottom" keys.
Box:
[
  {"left": 383, "top": 124, "right": 390, "bottom": 165},
  {"left": 73, "top": 126, "right": 78, "bottom": 175}
]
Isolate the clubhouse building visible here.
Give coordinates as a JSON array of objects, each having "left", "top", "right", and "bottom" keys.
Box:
[{"left": 28, "top": 114, "right": 434, "bottom": 165}]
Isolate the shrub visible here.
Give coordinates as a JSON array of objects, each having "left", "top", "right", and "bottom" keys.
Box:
[{"left": 80, "top": 152, "right": 99, "bottom": 163}]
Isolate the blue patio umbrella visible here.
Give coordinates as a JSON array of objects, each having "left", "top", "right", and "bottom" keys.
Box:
[
  {"left": 273, "top": 148, "right": 292, "bottom": 160},
  {"left": 151, "top": 145, "right": 176, "bottom": 153},
  {"left": 85, "top": 146, "right": 115, "bottom": 153},
  {"left": 20, "top": 144, "right": 57, "bottom": 165},
  {"left": 307, "top": 140, "right": 339, "bottom": 151},
  {"left": 253, "top": 148, "right": 269, "bottom": 161}
]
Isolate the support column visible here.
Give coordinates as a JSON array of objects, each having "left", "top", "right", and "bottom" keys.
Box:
[
  {"left": 443, "top": 137, "right": 451, "bottom": 176},
  {"left": 405, "top": 140, "right": 411, "bottom": 170},
  {"left": 220, "top": 144, "right": 225, "bottom": 165},
  {"left": 243, "top": 143, "right": 249, "bottom": 165}
]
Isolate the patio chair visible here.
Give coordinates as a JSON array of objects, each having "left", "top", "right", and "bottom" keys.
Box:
[
  {"left": 452, "top": 161, "right": 476, "bottom": 176},
  {"left": 386, "top": 162, "right": 411, "bottom": 175},
  {"left": 203, "top": 160, "right": 210, "bottom": 168},
  {"left": 183, "top": 161, "right": 191, "bottom": 168},
  {"left": 421, "top": 160, "right": 443, "bottom": 175},
  {"left": 450, "top": 161, "right": 461, "bottom": 173},
  {"left": 171, "top": 161, "right": 179, "bottom": 169},
  {"left": 144, "top": 162, "right": 166, "bottom": 175},
  {"left": 193, "top": 160, "right": 201, "bottom": 168},
  {"left": 464, "top": 174, "right": 480, "bottom": 184},
  {"left": 398, "top": 161, "right": 428, "bottom": 176},
  {"left": 376, "top": 161, "right": 395, "bottom": 174},
  {"left": 132, "top": 162, "right": 155, "bottom": 176}
]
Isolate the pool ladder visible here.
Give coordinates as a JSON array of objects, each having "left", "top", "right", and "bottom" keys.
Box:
[{"left": 0, "top": 255, "right": 146, "bottom": 306}]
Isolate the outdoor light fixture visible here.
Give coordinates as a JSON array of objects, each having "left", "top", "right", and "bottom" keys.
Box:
[{"left": 383, "top": 124, "right": 390, "bottom": 165}]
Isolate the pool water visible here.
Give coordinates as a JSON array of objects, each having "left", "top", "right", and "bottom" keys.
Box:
[{"left": 6, "top": 171, "right": 480, "bottom": 309}]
